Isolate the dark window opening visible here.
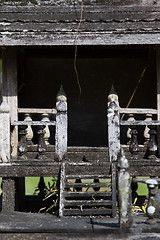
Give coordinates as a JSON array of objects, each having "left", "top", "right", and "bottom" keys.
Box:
[{"left": 18, "top": 45, "right": 156, "bottom": 147}]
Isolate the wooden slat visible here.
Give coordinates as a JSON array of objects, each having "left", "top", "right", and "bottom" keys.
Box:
[
  {"left": 11, "top": 121, "right": 56, "bottom": 126},
  {"left": 0, "top": 6, "right": 160, "bottom": 20},
  {"left": 63, "top": 209, "right": 112, "bottom": 216},
  {"left": 0, "top": 163, "right": 61, "bottom": 177},
  {"left": 120, "top": 108, "right": 157, "bottom": 115},
  {"left": 66, "top": 174, "right": 111, "bottom": 179},
  {"left": 65, "top": 191, "right": 112, "bottom": 198},
  {"left": 0, "top": 5, "right": 160, "bottom": 13},
  {"left": 1, "top": 21, "right": 160, "bottom": 33},
  {"left": 120, "top": 120, "right": 160, "bottom": 126},
  {"left": 65, "top": 182, "right": 111, "bottom": 188},
  {"left": 2, "top": 32, "right": 160, "bottom": 46},
  {"left": 64, "top": 200, "right": 112, "bottom": 207},
  {"left": 18, "top": 108, "right": 57, "bottom": 114}
]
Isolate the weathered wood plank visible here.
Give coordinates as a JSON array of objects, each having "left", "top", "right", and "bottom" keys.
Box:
[
  {"left": 65, "top": 182, "right": 111, "bottom": 188},
  {"left": 1, "top": 10, "right": 160, "bottom": 22},
  {"left": 18, "top": 108, "right": 57, "bottom": 114},
  {"left": 120, "top": 108, "right": 157, "bottom": 115},
  {"left": 0, "top": 163, "right": 61, "bottom": 177},
  {"left": 59, "top": 162, "right": 65, "bottom": 217},
  {"left": 64, "top": 200, "right": 112, "bottom": 207},
  {"left": 63, "top": 209, "right": 112, "bottom": 216},
  {"left": 65, "top": 191, "right": 112, "bottom": 198},
  {"left": 11, "top": 121, "right": 56, "bottom": 126},
  {"left": 66, "top": 174, "right": 111, "bottom": 179},
  {"left": 2, "top": 177, "right": 15, "bottom": 211},
  {"left": 120, "top": 120, "right": 160, "bottom": 126},
  {"left": 129, "top": 160, "right": 160, "bottom": 176},
  {"left": 1, "top": 0, "right": 159, "bottom": 7},
  {"left": 0, "top": 5, "right": 160, "bottom": 13},
  {"left": 1, "top": 32, "right": 160, "bottom": 46},
  {"left": 1, "top": 21, "right": 160, "bottom": 33},
  {"left": 65, "top": 163, "right": 112, "bottom": 176}
]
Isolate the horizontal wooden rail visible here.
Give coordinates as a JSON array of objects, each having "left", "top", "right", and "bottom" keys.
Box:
[
  {"left": 65, "top": 182, "right": 111, "bottom": 188},
  {"left": 119, "top": 108, "right": 157, "bottom": 115},
  {"left": 64, "top": 200, "right": 112, "bottom": 207},
  {"left": 18, "top": 108, "right": 57, "bottom": 114},
  {"left": 66, "top": 174, "right": 111, "bottom": 179},
  {"left": 11, "top": 121, "right": 56, "bottom": 126},
  {"left": 120, "top": 120, "right": 160, "bottom": 126},
  {"left": 64, "top": 191, "right": 112, "bottom": 198}
]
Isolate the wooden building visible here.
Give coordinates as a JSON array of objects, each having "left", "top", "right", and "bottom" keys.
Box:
[{"left": 0, "top": 0, "right": 160, "bottom": 218}]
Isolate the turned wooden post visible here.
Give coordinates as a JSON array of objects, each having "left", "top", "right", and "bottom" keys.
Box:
[
  {"left": 129, "top": 128, "right": 139, "bottom": 160},
  {"left": 41, "top": 113, "right": 50, "bottom": 145},
  {"left": 108, "top": 86, "right": 120, "bottom": 162},
  {"left": 147, "top": 126, "right": 157, "bottom": 159},
  {"left": 127, "top": 114, "right": 135, "bottom": 145},
  {"left": 24, "top": 113, "right": 33, "bottom": 145},
  {"left": 55, "top": 86, "right": 67, "bottom": 161},
  {"left": 144, "top": 114, "right": 152, "bottom": 146},
  {"left": 118, "top": 150, "right": 132, "bottom": 228},
  {"left": 37, "top": 125, "right": 47, "bottom": 159}
]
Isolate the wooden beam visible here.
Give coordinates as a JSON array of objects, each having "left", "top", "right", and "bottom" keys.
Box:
[
  {"left": 2, "top": 47, "right": 24, "bottom": 212},
  {"left": 156, "top": 46, "right": 160, "bottom": 157},
  {"left": 2, "top": 47, "right": 18, "bottom": 158},
  {"left": 2, "top": 177, "right": 15, "bottom": 211}
]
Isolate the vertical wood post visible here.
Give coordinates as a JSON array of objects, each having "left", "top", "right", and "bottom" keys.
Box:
[
  {"left": 156, "top": 46, "right": 160, "bottom": 157},
  {"left": 55, "top": 86, "right": 67, "bottom": 161},
  {"left": 59, "top": 162, "right": 65, "bottom": 217},
  {"left": 118, "top": 150, "right": 132, "bottom": 228},
  {"left": 108, "top": 87, "right": 120, "bottom": 162},
  {"left": 2, "top": 47, "right": 18, "bottom": 158},
  {"left": 111, "top": 162, "right": 117, "bottom": 218},
  {"left": 2, "top": 177, "right": 15, "bottom": 212},
  {"left": 0, "top": 99, "right": 10, "bottom": 163},
  {"left": 2, "top": 47, "right": 22, "bottom": 211}
]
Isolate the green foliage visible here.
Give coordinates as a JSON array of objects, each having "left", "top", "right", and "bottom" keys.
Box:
[{"left": 38, "top": 177, "right": 59, "bottom": 214}]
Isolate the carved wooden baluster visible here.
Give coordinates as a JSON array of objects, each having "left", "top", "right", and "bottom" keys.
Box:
[
  {"left": 37, "top": 124, "right": 47, "bottom": 159},
  {"left": 144, "top": 114, "right": 152, "bottom": 146},
  {"left": 18, "top": 125, "right": 28, "bottom": 160},
  {"left": 127, "top": 114, "right": 135, "bottom": 145},
  {"left": 129, "top": 128, "right": 139, "bottom": 160},
  {"left": 41, "top": 113, "right": 50, "bottom": 145},
  {"left": 146, "top": 179, "right": 158, "bottom": 225},
  {"left": 118, "top": 149, "right": 132, "bottom": 228},
  {"left": 24, "top": 113, "right": 33, "bottom": 145},
  {"left": 147, "top": 126, "right": 157, "bottom": 160}
]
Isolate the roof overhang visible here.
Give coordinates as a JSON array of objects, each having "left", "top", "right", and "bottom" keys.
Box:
[{"left": 0, "top": 5, "right": 160, "bottom": 46}]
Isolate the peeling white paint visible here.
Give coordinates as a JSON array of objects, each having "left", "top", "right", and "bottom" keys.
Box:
[{"left": 0, "top": 23, "right": 11, "bottom": 26}]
